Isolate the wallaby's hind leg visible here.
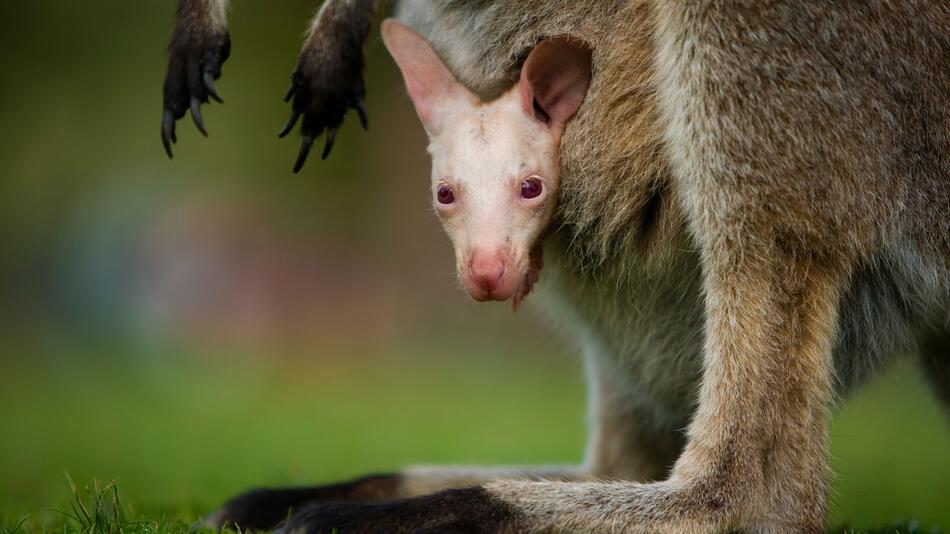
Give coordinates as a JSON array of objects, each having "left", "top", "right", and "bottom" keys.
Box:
[
  {"left": 919, "top": 329, "right": 950, "bottom": 415},
  {"left": 202, "top": 474, "right": 402, "bottom": 531},
  {"left": 206, "top": 363, "right": 687, "bottom": 531},
  {"left": 205, "top": 353, "right": 685, "bottom": 531},
  {"left": 204, "top": 466, "right": 588, "bottom": 531}
]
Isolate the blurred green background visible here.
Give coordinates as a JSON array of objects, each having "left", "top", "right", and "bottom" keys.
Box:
[{"left": 0, "top": 2, "right": 948, "bottom": 532}]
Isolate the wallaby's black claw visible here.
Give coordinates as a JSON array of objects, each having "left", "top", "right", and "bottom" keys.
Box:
[
  {"left": 278, "top": 110, "right": 301, "bottom": 138},
  {"left": 353, "top": 98, "right": 368, "bottom": 130},
  {"left": 204, "top": 72, "right": 223, "bottom": 103},
  {"left": 322, "top": 128, "right": 338, "bottom": 160},
  {"left": 284, "top": 81, "right": 299, "bottom": 103},
  {"left": 161, "top": 110, "right": 176, "bottom": 159},
  {"left": 294, "top": 136, "right": 315, "bottom": 174},
  {"left": 190, "top": 97, "right": 208, "bottom": 137}
]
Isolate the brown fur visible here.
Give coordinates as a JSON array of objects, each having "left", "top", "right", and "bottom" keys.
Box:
[
  {"left": 177, "top": 0, "right": 950, "bottom": 532},
  {"left": 174, "top": 0, "right": 227, "bottom": 38}
]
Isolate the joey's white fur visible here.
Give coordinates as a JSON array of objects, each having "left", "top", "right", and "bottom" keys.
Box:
[{"left": 382, "top": 20, "right": 591, "bottom": 307}]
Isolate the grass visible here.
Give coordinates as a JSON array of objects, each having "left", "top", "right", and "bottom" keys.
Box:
[
  {"left": 1, "top": 345, "right": 948, "bottom": 533},
  {"left": 1, "top": 475, "right": 220, "bottom": 534}
]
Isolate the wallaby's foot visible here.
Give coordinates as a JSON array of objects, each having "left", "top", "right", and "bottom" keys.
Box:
[
  {"left": 204, "top": 487, "right": 321, "bottom": 531},
  {"left": 203, "top": 474, "right": 401, "bottom": 531},
  {"left": 273, "top": 487, "right": 516, "bottom": 534},
  {"left": 161, "top": 29, "right": 230, "bottom": 158}
]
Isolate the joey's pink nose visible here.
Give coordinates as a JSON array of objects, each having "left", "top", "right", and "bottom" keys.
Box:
[{"left": 468, "top": 251, "right": 507, "bottom": 298}]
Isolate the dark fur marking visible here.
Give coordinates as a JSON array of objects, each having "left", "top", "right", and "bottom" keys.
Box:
[
  {"left": 210, "top": 474, "right": 402, "bottom": 531},
  {"left": 276, "top": 486, "right": 518, "bottom": 534}
]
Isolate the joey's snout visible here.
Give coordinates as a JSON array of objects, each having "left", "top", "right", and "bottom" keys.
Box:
[
  {"left": 464, "top": 249, "right": 512, "bottom": 301},
  {"left": 459, "top": 245, "right": 543, "bottom": 307}
]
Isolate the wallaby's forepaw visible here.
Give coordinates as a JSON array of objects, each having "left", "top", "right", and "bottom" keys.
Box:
[
  {"left": 161, "top": 29, "right": 231, "bottom": 158},
  {"left": 279, "top": 41, "right": 368, "bottom": 173},
  {"left": 274, "top": 487, "right": 517, "bottom": 534}
]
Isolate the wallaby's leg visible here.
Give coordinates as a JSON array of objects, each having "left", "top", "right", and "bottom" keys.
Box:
[
  {"left": 161, "top": 0, "right": 231, "bottom": 157},
  {"left": 485, "top": 251, "right": 843, "bottom": 533},
  {"left": 920, "top": 329, "right": 950, "bottom": 414},
  {"left": 279, "top": 0, "right": 377, "bottom": 172},
  {"left": 203, "top": 465, "right": 587, "bottom": 531}
]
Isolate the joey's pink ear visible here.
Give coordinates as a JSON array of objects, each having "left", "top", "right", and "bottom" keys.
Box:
[
  {"left": 381, "top": 19, "right": 477, "bottom": 134},
  {"left": 519, "top": 37, "right": 593, "bottom": 137}
]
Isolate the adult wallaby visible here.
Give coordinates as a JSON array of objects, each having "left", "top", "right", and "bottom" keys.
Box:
[{"left": 165, "top": 1, "right": 950, "bottom": 532}]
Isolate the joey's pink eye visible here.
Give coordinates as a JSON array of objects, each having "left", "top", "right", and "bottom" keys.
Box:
[
  {"left": 437, "top": 184, "right": 455, "bottom": 205},
  {"left": 521, "top": 177, "right": 543, "bottom": 199}
]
